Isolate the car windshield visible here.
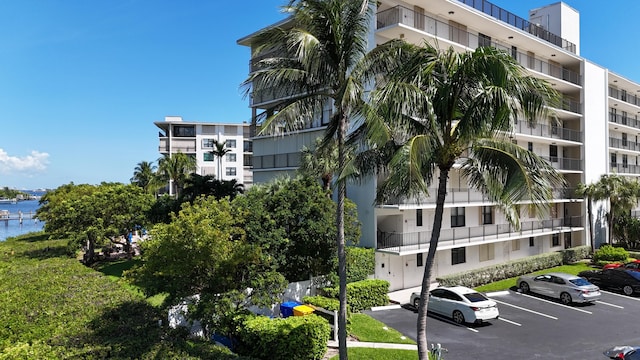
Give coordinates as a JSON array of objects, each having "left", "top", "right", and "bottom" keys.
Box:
[
  {"left": 569, "top": 278, "right": 592, "bottom": 287},
  {"left": 463, "top": 292, "right": 488, "bottom": 302}
]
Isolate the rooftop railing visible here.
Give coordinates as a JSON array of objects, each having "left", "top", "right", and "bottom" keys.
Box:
[{"left": 376, "top": 6, "right": 581, "bottom": 86}]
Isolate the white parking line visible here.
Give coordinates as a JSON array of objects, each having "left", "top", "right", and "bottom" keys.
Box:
[
  {"left": 595, "top": 300, "right": 624, "bottom": 309},
  {"left": 601, "top": 290, "right": 640, "bottom": 302},
  {"left": 518, "top": 293, "right": 593, "bottom": 314},
  {"left": 492, "top": 299, "right": 558, "bottom": 320},
  {"left": 498, "top": 317, "right": 522, "bottom": 326},
  {"left": 466, "top": 326, "right": 479, "bottom": 333}
]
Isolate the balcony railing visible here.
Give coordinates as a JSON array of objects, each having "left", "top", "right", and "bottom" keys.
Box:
[
  {"left": 513, "top": 121, "right": 582, "bottom": 142},
  {"left": 377, "top": 216, "right": 582, "bottom": 251},
  {"left": 610, "top": 163, "right": 640, "bottom": 174},
  {"left": 376, "top": 6, "right": 581, "bottom": 86},
  {"left": 541, "top": 156, "right": 582, "bottom": 171},
  {"left": 456, "top": 0, "right": 576, "bottom": 53},
  {"left": 381, "top": 186, "right": 578, "bottom": 206},
  {"left": 610, "top": 87, "right": 640, "bottom": 107},
  {"left": 609, "top": 137, "right": 640, "bottom": 152},
  {"left": 610, "top": 112, "right": 640, "bottom": 130}
]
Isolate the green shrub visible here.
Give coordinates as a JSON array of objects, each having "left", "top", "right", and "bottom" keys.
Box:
[
  {"left": 560, "top": 245, "right": 591, "bottom": 263},
  {"left": 437, "top": 251, "right": 564, "bottom": 288},
  {"left": 346, "top": 247, "right": 375, "bottom": 283},
  {"left": 593, "top": 245, "right": 628, "bottom": 262},
  {"left": 322, "top": 279, "right": 389, "bottom": 312},
  {"left": 303, "top": 295, "right": 340, "bottom": 312},
  {"left": 235, "top": 314, "right": 330, "bottom": 360}
]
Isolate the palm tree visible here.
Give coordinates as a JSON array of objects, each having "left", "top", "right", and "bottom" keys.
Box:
[
  {"left": 157, "top": 152, "right": 197, "bottom": 198},
  {"left": 352, "top": 43, "right": 565, "bottom": 359},
  {"left": 211, "top": 140, "right": 230, "bottom": 180},
  {"left": 130, "top": 161, "right": 159, "bottom": 194},
  {"left": 575, "top": 182, "right": 598, "bottom": 251},
  {"left": 241, "top": 1, "right": 406, "bottom": 357},
  {"left": 299, "top": 137, "right": 340, "bottom": 193},
  {"left": 593, "top": 174, "right": 640, "bottom": 244}
]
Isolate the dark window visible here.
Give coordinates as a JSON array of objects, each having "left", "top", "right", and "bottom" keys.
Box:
[
  {"left": 243, "top": 140, "right": 253, "bottom": 152},
  {"left": 550, "top": 145, "right": 558, "bottom": 162},
  {"left": 451, "top": 207, "right": 465, "bottom": 227},
  {"left": 482, "top": 206, "right": 493, "bottom": 225},
  {"left": 528, "top": 142, "right": 533, "bottom": 152},
  {"left": 452, "top": 247, "right": 466, "bottom": 265},
  {"left": 552, "top": 234, "right": 560, "bottom": 247},
  {"left": 174, "top": 125, "right": 195, "bottom": 137},
  {"left": 511, "top": 46, "right": 517, "bottom": 59},
  {"left": 623, "top": 154, "right": 628, "bottom": 168},
  {"left": 417, "top": 209, "right": 423, "bottom": 227},
  {"left": 204, "top": 152, "right": 214, "bottom": 162},
  {"left": 417, "top": 253, "right": 423, "bottom": 267},
  {"left": 529, "top": 237, "right": 535, "bottom": 247},
  {"left": 611, "top": 153, "right": 617, "bottom": 166},
  {"left": 623, "top": 133, "right": 628, "bottom": 147},
  {"left": 226, "top": 139, "right": 237, "bottom": 148},
  {"left": 226, "top": 167, "right": 236, "bottom": 176},
  {"left": 478, "top": 33, "right": 491, "bottom": 47},
  {"left": 202, "top": 139, "right": 215, "bottom": 148}
]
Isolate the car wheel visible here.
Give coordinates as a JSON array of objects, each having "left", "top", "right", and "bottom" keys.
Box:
[
  {"left": 519, "top": 281, "right": 530, "bottom": 293},
  {"left": 623, "top": 285, "right": 634, "bottom": 296},
  {"left": 413, "top": 298, "right": 420, "bottom": 309},
  {"left": 452, "top": 310, "right": 465, "bottom": 325},
  {"left": 560, "top": 292, "right": 572, "bottom": 305}
]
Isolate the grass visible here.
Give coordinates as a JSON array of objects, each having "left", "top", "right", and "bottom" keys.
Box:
[
  {"left": 349, "top": 313, "right": 416, "bottom": 344},
  {"left": 331, "top": 348, "right": 418, "bottom": 359},
  {"left": 474, "top": 262, "right": 595, "bottom": 293},
  {"left": 94, "top": 258, "right": 169, "bottom": 307}
]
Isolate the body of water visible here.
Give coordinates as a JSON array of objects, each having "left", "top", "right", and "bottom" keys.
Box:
[{"left": 0, "top": 199, "right": 44, "bottom": 241}]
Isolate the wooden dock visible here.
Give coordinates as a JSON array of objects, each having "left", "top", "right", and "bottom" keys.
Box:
[{"left": 0, "top": 211, "right": 38, "bottom": 222}]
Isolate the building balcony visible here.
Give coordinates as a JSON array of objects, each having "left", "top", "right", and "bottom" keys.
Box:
[
  {"left": 376, "top": 6, "right": 581, "bottom": 86},
  {"left": 455, "top": 0, "right": 576, "bottom": 53},
  {"left": 610, "top": 163, "right": 640, "bottom": 174},
  {"left": 610, "top": 87, "right": 640, "bottom": 108},
  {"left": 610, "top": 112, "right": 640, "bottom": 131},
  {"left": 609, "top": 137, "right": 640, "bottom": 152},
  {"left": 541, "top": 156, "right": 582, "bottom": 171},
  {"left": 514, "top": 121, "right": 582, "bottom": 143},
  {"left": 377, "top": 216, "right": 582, "bottom": 252},
  {"left": 380, "top": 187, "right": 579, "bottom": 207}
]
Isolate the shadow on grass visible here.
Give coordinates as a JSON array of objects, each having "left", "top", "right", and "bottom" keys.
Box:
[
  {"left": 20, "top": 245, "right": 70, "bottom": 260},
  {"left": 11, "top": 232, "right": 48, "bottom": 242},
  {"left": 94, "top": 259, "right": 141, "bottom": 278}
]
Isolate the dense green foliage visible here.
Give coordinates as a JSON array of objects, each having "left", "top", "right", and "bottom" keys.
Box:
[
  {"left": 0, "top": 187, "right": 28, "bottom": 199},
  {"left": 345, "top": 247, "right": 375, "bottom": 283},
  {"left": 323, "top": 279, "right": 390, "bottom": 312},
  {"left": 36, "top": 182, "right": 155, "bottom": 263},
  {"left": 127, "top": 196, "right": 287, "bottom": 338},
  {"left": 233, "top": 176, "right": 361, "bottom": 282},
  {"left": 561, "top": 245, "right": 592, "bottom": 263},
  {"left": 593, "top": 244, "right": 629, "bottom": 262},
  {"left": 303, "top": 296, "right": 341, "bottom": 312},
  {"left": 234, "top": 314, "right": 330, "bottom": 360},
  {"left": 0, "top": 233, "right": 249, "bottom": 359}
]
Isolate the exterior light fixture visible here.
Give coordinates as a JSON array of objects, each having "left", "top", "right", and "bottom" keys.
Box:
[{"left": 448, "top": 11, "right": 454, "bottom": 15}]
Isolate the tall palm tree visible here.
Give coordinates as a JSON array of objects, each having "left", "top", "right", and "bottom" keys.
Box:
[
  {"left": 352, "top": 43, "right": 565, "bottom": 359},
  {"left": 575, "top": 182, "right": 598, "bottom": 251},
  {"left": 241, "top": 1, "right": 407, "bottom": 357},
  {"left": 593, "top": 174, "right": 640, "bottom": 244},
  {"left": 157, "top": 152, "right": 197, "bottom": 198},
  {"left": 211, "top": 140, "right": 230, "bottom": 180},
  {"left": 299, "top": 137, "right": 340, "bottom": 193},
  {"left": 130, "top": 161, "right": 158, "bottom": 194}
]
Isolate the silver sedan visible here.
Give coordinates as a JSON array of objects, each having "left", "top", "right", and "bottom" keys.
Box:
[{"left": 517, "top": 272, "right": 601, "bottom": 304}]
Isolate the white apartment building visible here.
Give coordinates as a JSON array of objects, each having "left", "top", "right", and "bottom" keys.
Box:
[
  {"left": 239, "top": 0, "right": 634, "bottom": 291},
  {"left": 155, "top": 116, "right": 253, "bottom": 192}
]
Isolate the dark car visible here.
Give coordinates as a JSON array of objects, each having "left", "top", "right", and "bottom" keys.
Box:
[
  {"left": 604, "top": 345, "right": 640, "bottom": 359},
  {"left": 579, "top": 268, "right": 640, "bottom": 296},
  {"left": 603, "top": 260, "right": 640, "bottom": 270}
]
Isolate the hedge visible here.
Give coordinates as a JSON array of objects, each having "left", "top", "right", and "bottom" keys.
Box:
[
  {"left": 234, "top": 314, "right": 330, "bottom": 360},
  {"left": 561, "top": 245, "right": 591, "bottom": 263},
  {"left": 322, "top": 279, "right": 389, "bottom": 312},
  {"left": 346, "top": 247, "right": 375, "bottom": 283},
  {"left": 593, "top": 245, "right": 628, "bottom": 262}
]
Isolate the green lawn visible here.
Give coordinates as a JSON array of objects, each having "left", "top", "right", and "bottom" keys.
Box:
[
  {"left": 349, "top": 313, "right": 416, "bottom": 344},
  {"left": 474, "top": 262, "right": 594, "bottom": 293},
  {"left": 331, "top": 348, "right": 418, "bottom": 359}
]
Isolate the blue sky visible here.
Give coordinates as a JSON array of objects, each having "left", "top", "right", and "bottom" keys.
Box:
[{"left": 0, "top": 0, "right": 636, "bottom": 190}]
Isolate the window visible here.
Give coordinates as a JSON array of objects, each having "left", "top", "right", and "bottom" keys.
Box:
[
  {"left": 451, "top": 207, "right": 465, "bottom": 227},
  {"left": 565, "top": 232, "right": 572, "bottom": 249},
  {"left": 529, "top": 237, "right": 535, "bottom": 247},
  {"left": 417, "top": 253, "right": 423, "bottom": 267},
  {"left": 226, "top": 153, "right": 236, "bottom": 162},
  {"left": 173, "top": 125, "right": 195, "bottom": 137},
  {"left": 482, "top": 206, "right": 493, "bottom": 225},
  {"left": 623, "top": 133, "right": 628, "bottom": 147},
  {"left": 611, "top": 153, "right": 617, "bottom": 166},
  {"left": 243, "top": 140, "right": 253, "bottom": 152},
  {"left": 528, "top": 142, "right": 533, "bottom": 152},
  {"left": 226, "top": 139, "right": 237, "bottom": 148},
  {"left": 226, "top": 167, "right": 236, "bottom": 176},
  {"left": 202, "top": 139, "right": 215, "bottom": 148},
  {"left": 622, "top": 111, "right": 628, "bottom": 125},
  {"left": 479, "top": 243, "right": 495, "bottom": 262},
  {"left": 549, "top": 145, "right": 558, "bottom": 162},
  {"left": 512, "top": 239, "right": 520, "bottom": 251},
  {"left": 478, "top": 33, "right": 491, "bottom": 47},
  {"left": 451, "top": 247, "right": 466, "bottom": 265},
  {"left": 511, "top": 46, "right": 517, "bottom": 59},
  {"left": 416, "top": 209, "right": 423, "bottom": 227},
  {"left": 552, "top": 233, "right": 560, "bottom": 247},
  {"left": 623, "top": 154, "right": 628, "bottom": 168},
  {"left": 204, "top": 152, "right": 214, "bottom": 162}
]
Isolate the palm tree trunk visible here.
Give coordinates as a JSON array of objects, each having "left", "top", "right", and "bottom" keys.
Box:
[
  {"left": 337, "top": 116, "right": 348, "bottom": 360},
  {"left": 417, "top": 168, "right": 449, "bottom": 360},
  {"left": 587, "top": 197, "right": 594, "bottom": 250}
]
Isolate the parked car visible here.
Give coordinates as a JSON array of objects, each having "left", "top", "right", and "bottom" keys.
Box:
[
  {"left": 603, "top": 259, "right": 640, "bottom": 270},
  {"left": 579, "top": 268, "right": 640, "bottom": 296},
  {"left": 517, "top": 272, "right": 601, "bottom": 304},
  {"left": 410, "top": 286, "right": 499, "bottom": 325},
  {"left": 603, "top": 345, "right": 640, "bottom": 359}
]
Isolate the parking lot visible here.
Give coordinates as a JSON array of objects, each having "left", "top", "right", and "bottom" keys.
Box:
[{"left": 365, "top": 289, "right": 640, "bottom": 359}]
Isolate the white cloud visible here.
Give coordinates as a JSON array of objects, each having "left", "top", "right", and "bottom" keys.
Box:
[{"left": 0, "top": 148, "right": 50, "bottom": 173}]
